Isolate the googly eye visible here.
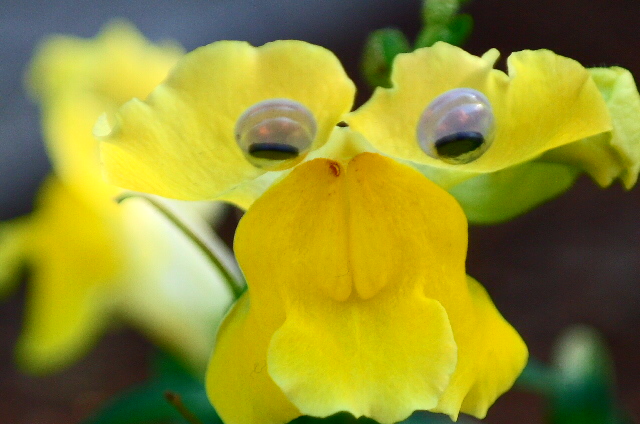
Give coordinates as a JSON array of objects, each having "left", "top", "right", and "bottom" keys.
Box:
[
  {"left": 417, "top": 88, "right": 495, "bottom": 164},
  {"left": 235, "top": 99, "right": 317, "bottom": 169}
]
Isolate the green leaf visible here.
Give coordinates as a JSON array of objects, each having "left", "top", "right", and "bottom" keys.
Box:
[
  {"left": 415, "top": 14, "right": 473, "bottom": 48},
  {"left": 422, "top": 0, "right": 459, "bottom": 26},
  {"left": 401, "top": 410, "right": 478, "bottom": 423},
  {"left": 290, "top": 412, "right": 378, "bottom": 424},
  {"left": 82, "top": 378, "right": 220, "bottom": 424},
  {"left": 443, "top": 14, "right": 473, "bottom": 46},
  {"left": 288, "top": 410, "right": 479, "bottom": 424},
  {"left": 83, "top": 350, "right": 220, "bottom": 424},
  {"left": 150, "top": 348, "right": 198, "bottom": 380},
  {"left": 361, "top": 28, "right": 411, "bottom": 88}
]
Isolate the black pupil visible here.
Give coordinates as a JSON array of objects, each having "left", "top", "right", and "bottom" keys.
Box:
[
  {"left": 434, "top": 131, "right": 484, "bottom": 158},
  {"left": 249, "top": 142, "right": 299, "bottom": 160}
]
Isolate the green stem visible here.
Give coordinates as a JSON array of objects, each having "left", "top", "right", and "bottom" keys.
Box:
[{"left": 116, "top": 193, "right": 244, "bottom": 299}]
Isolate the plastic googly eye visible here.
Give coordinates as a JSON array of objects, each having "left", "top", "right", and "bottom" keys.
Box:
[
  {"left": 417, "top": 88, "right": 495, "bottom": 164},
  {"left": 235, "top": 99, "right": 317, "bottom": 168}
]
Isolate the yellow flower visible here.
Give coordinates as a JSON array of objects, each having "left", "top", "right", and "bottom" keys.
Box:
[
  {"left": 97, "top": 41, "right": 615, "bottom": 422},
  {"left": 27, "top": 19, "right": 183, "bottom": 197},
  {"left": 0, "top": 21, "right": 235, "bottom": 373}
]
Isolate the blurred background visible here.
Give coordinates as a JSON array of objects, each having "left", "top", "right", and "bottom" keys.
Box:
[{"left": 0, "top": 0, "right": 639, "bottom": 423}]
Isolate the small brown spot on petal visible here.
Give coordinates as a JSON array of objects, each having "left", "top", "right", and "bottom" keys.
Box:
[{"left": 329, "top": 161, "right": 341, "bottom": 176}]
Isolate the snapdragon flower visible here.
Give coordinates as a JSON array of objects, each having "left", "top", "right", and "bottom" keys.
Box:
[{"left": 97, "top": 40, "right": 628, "bottom": 423}]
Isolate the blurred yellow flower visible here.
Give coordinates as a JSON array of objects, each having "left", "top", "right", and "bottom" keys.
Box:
[
  {"left": 27, "top": 19, "right": 185, "bottom": 197},
  {"left": 97, "top": 40, "right": 618, "bottom": 422},
  {"left": 0, "top": 21, "right": 236, "bottom": 373}
]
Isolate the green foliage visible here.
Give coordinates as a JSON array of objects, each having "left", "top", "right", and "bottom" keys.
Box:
[
  {"left": 289, "top": 410, "right": 479, "bottom": 424},
  {"left": 516, "top": 326, "right": 633, "bottom": 424},
  {"left": 290, "top": 412, "right": 379, "bottom": 424},
  {"left": 87, "top": 357, "right": 481, "bottom": 424},
  {"left": 82, "top": 351, "right": 220, "bottom": 424},
  {"left": 422, "top": 0, "right": 458, "bottom": 24},
  {"left": 549, "top": 326, "right": 632, "bottom": 424},
  {"left": 360, "top": 0, "right": 474, "bottom": 89},
  {"left": 82, "top": 380, "right": 219, "bottom": 424},
  {"left": 361, "top": 28, "right": 411, "bottom": 88},
  {"left": 515, "top": 358, "right": 556, "bottom": 396},
  {"left": 414, "top": 14, "right": 473, "bottom": 49}
]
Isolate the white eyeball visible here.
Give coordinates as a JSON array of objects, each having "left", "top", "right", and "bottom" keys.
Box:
[
  {"left": 235, "top": 99, "right": 317, "bottom": 168},
  {"left": 417, "top": 88, "right": 495, "bottom": 164}
]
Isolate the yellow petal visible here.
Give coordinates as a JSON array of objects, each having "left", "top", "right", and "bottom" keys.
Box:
[
  {"left": 207, "top": 292, "right": 301, "bottom": 424},
  {"left": 13, "top": 177, "right": 233, "bottom": 373},
  {"left": 591, "top": 67, "right": 640, "bottom": 188},
  {"left": 344, "top": 153, "right": 468, "bottom": 300},
  {"left": 432, "top": 276, "right": 528, "bottom": 419},
  {"left": 99, "top": 40, "right": 356, "bottom": 201},
  {"left": 540, "top": 132, "right": 623, "bottom": 188},
  {"left": 347, "top": 42, "right": 611, "bottom": 172},
  {"left": 220, "top": 127, "right": 375, "bottom": 211},
  {"left": 221, "top": 170, "right": 289, "bottom": 211},
  {"left": 211, "top": 153, "right": 480, "bottom": 423},
  {"left": 15, "top": 177, "right": 125, "bottom": 373},
  {"left": 268, "top": 288, "right": 455, "bottom": 424},
  {"left": 39, "top": 92, "right": 120, "bottom": 198},
  {"left": 18, "top": 22, "right": 235, "bottom": 373},
  {"left": 27, "top": 20, "right": 183, "bottom": 106},
  {"left": 543, "top": 67, "right": 640, "bottom": 188},
  {"left": 26, "top": 20, "right": 182, "bottom": 194}
]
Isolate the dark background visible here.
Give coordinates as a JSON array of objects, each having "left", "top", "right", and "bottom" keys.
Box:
[{"left": 1, "top": 1, "right": 639, "bottom": 423}]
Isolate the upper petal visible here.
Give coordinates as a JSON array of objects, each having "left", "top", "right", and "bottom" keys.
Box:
[
  {"left": 592, "top": 67, "right": 640, "bottom": 188},
  {"left": 99, "top": 40, "right": 356, "bottom": 202},
  {"left": 403, "top": 64, "right": 640, "bottom": 224},
  {"left": 347, "top": 42, "right": 611, "bottom": 173},
  {"left": 542, "top": 66, "right": 640, "bottom": 188}
]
